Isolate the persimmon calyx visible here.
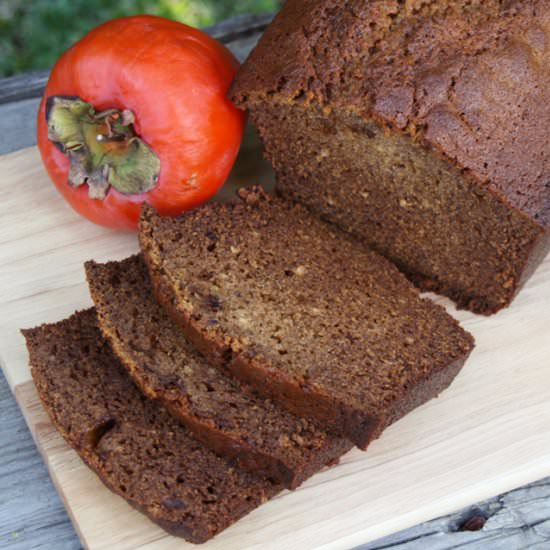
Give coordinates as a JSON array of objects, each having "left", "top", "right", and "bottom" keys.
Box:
[{"left": 46, "top": 96, "right": 160, "bottom": 200}]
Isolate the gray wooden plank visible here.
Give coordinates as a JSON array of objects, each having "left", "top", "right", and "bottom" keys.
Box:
[
  {"left": 0, "top": 371, "right": 81, "bottom": 550},
  {"left": 204, "top": 13, "right": 274, "bottom": 41},
  {"left": 0, "top": 98, "right": 40, "bottom": 155},
  {"left": 0, "top": 71, "right": 49, "bottom": 106},
  {"left": 357, "top": 479, "right": 550, "bottom": 549}
]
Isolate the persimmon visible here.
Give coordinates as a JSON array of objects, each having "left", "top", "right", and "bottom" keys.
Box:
[{"left": 37, "top": 15, "right": 245, "bottom": 230}]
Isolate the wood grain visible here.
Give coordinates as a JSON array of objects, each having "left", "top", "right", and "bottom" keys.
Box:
[{"left": 1, "top": 144, "right": 549, "bottom": 549}]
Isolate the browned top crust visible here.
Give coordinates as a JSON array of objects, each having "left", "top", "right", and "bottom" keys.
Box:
[{"left": 230, "top": 0, "right": 550, "bottom": 226}]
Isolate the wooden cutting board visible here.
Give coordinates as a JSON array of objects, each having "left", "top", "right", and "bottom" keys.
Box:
[{"left": 1, "top": 144, "right": 550, "bottom": 550}]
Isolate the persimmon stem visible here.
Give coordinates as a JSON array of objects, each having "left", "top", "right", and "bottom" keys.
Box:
[{"left": 46, "top": 96, "right": 160, "bottom": 200}]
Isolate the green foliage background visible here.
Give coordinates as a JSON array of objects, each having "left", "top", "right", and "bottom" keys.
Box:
[{"left": 0, "top": 0, "right": 282, "bottom": 78}]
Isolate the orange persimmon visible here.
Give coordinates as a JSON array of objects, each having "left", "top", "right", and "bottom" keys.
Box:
[{"left": 37, "top": 15, "right": 245, "bottom": 230}]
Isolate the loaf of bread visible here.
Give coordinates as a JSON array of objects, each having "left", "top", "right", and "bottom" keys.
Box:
[
  {"left": 22, "top": 310, "right": 281, "bottom": 544},
  {"left": 139, "top": 187, "right": 474, "bottom": 448},
  {"left": 86, "top": 255, "right": 352, "bottom": 489},
  {"left": 230, "top": 0, "right": 550, "bottom": 314}
]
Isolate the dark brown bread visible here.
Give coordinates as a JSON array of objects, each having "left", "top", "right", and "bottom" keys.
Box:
[
  {"left": 139, "top": 188, "right": 474, "bottom": 448},
  {"left": 22, "top": 310, "right": 281, "bottom": 544},
  {"left": 230, "top": 0, "right": 550, "bottom": 315},
  {"left": 85, "top": 255, "right": 352, "bottom": 489}
]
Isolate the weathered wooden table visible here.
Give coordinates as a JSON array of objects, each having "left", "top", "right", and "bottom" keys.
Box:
[{"left": 1, "top": 14, "right": 549, "bottom": 550}]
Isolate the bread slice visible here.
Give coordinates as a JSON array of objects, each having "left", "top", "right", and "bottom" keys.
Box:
[
  {"left": 22, "top": 310, "right": 281, "bottom": 544},
  {"left": 139, "top": 187, "right": 475, "bottom": 448},
  {"left": 229, "top": 1, "right": 550, "bottom": 315},
  {"left": 85, "top": 255, "right": 351, "bottom": 489}
]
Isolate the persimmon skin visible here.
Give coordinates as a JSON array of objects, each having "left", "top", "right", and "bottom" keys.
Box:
[{"left": 37, "top": 15, "right": 246, "bottom": 230}]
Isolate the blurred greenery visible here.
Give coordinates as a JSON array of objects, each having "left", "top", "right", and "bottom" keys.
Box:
[{"left": 0, "top": 0, "right": 282, "bottom": 78}]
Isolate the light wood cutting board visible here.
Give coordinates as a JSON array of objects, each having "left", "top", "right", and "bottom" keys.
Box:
[{"left": 1, "top": 144, "right": 550, "bottom": 550}]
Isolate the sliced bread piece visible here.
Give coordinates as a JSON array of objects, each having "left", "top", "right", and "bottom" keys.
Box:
[
  {"left": 139, "top": 187, "right": 475, "bottom": 448},
  {"left": 22, "top": 309, "right": 281, "bottom": 544},
  {"left": 85, "top": 255, "right": 351, "bottom": 489}
]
